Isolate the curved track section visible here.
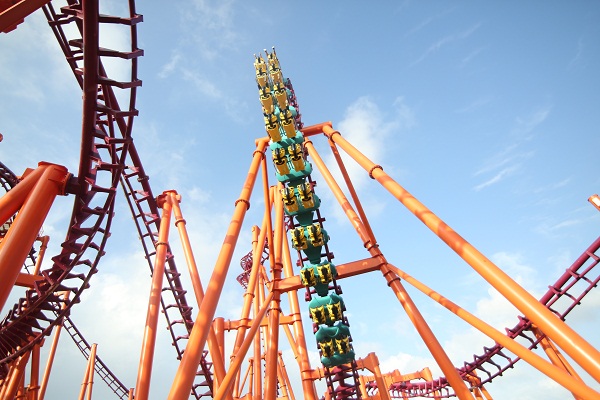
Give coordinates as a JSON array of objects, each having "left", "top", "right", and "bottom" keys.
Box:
[{"left": 0, "top": 0, "right": 142, "bottom": 370}]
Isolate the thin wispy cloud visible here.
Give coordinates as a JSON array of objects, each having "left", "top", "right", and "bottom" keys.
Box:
[
  {"left": 472, "top": 106, "right": 550, "bottom": 191},
  {"left": 404, "top": 7, "right": 455, "bottom": 38},
  {"left": 474, "top": 165, "right": 519, "bottom": 191},
  {"left": 567, "top": 36, "right": 585, "bottom": 70},
  {"left": 454, "top": 94, "right": 493, "bottom": 113},
  {"left": 410, "top": 22, "right": 482, "bottom": 67},
  {"left": 458, "top": 45, "right": 487, "bottom": 68},
  {"left": 181, "top": 68, "right": 223, "bottom": 99},
  {"left": 514, "top": 106, "right": 552, "bottom": 137},
  {"left": 158, "top": 51, "right": 182, "bottom": 79},
  {"left": 183, "top": 0, "right": 239, "bottom": 60}
]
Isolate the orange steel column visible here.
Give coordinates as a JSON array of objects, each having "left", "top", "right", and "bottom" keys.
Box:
[
  {"left": 2, "top": 351, "right": 30, "bottom": 400},
  {"left": 326, "top": 138, "right": 376, "bottom": 244},
  {"left": 28, "top": 342, "right": 41, "bottom": 400},
  {"left": 381, "top": 266, "right": 474, "bottom": 400},
  {"left": 135, "top": 191, "right": 174, "bottom": 400},
  {"left": 281, "top": 230, "right": 318, "bottom": 399},
  {"left": 0, "top": 162, "right": 69, "bottom": 311},
  {"left": 304, "top": 140, "right": 473, "bottom": 400},
  {"left": 253, "top": 270, "right": 265, "bottom": 399},
  {"left": 39, "top": 293, "right": 69, "bottom": 400},
  {"left": 213, "top": 292, "right": 275, "bottom": 400},
  {"left": 168, "top": 139, "right": 268, "bottom": 400},
  {"left": 78, "top": 343, "right": 97, "bottom": 400},
  {"left": 0, "top": 165, "right": 46, "bottom": 224},
  {"left": 170, "top": 195, "right": 227, "bottom": 391},
  {"left": 32, "top": 235, "right": 49, "bottom": 276},
  {"left": 232, "top": 207, "right": 272, "bottom": 359},
  {"left": 276, "top": 352, "right": 295, "bottom": 400},
  {"left": 532, "top": 326, "right": 584, "bottom": 400},
  {"left": 322, "top": 123, "right": 600, "bottom": 382},
  {"left": 387, "top": 264, "right": 600, "bottom": 400},
  {"left": 264, "top": 188, "right": 285, "bottom": 400}
]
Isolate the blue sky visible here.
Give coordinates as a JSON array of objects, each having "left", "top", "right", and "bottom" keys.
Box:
[{"left": 1, "top": 1, "right": 599, "bottom": 399}]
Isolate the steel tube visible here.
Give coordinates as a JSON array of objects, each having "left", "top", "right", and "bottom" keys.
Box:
[
  {"left": 167, "top": 139, "right": 268, "bottom": 400},
  {"left": 135, "top": 192, "right": 174, "bottom": 400},
  {"left": 322, "top": 123, "right": 600, "bottom": 382}
]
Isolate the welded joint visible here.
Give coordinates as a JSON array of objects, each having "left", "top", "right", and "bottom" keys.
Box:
[
  {"left": 368, "top": 165, "right": 383, "bottom": 179},
  {"left": 381, "top": 266, "right": 402, "bottom": 287},
  {"left": 235, "top": 198, "right": 251, "bottom": 210},
  {"left": 323, "top": 129, "right": 341, "bottom": 140},
  {"left": 253, "top": 149, "right": 266, "bottom": 159}
]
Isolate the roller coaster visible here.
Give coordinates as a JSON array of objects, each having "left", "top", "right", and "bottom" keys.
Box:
[{"left": 1, "top": 1, "right": 599, "bottom": 399}]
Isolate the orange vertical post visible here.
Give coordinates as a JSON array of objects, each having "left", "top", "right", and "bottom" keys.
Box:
[
  {"left": 2, "top": 351, "right": 30, "bottom": 400},
  {"left": 134, "top": 191, "right": 174, "bottom": 400},
  {"left": 253, "top": 269, "right": 265, "bottom": 399},
  {"left": 281, "top": 231, "right": 318, "bottom": 399},
  {"left": 232, "top": 224, "right": 266, "bottom": 399},
  {"left": 28, "top": 342, "right": 41, "bottom": 400},
  {"left": 213, "top": 292, "right": 275, "bottom": 400},
  {"left": 39, "top": 292, "right": 69, "bottom": 400},
  {"left": 78, "top": 343, "right": 97, "bottom": 400},
  {"left": 0, "top": 162, "right": 69, "bottom": 311},
  {"left": 232, "top": 216, "right": 271, "bottom": 359},
  {"left": 85, "top": 344, "right": 97, "bottom": 400},
  {"left": 326, "top": 138, "right": 376, "bottom": 244},
  {"left": 277, "top": 352, "right": 295, "bottom": 400},
  {"left": 170, "top": 194, "right": 228, "bottom": 392},
  {"left": 322, "top": 123, "right": 600, "bottom": 382},
  {"left": 167, "top": 139, "right": 268, "bottom": 400},
  {"left": 264, "top": 187, "right": 284, "bottom": 400}
]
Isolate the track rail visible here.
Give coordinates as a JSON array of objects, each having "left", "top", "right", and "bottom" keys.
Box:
[
  {"left": 1, "top": 2, "right": 215, "bottom": 397},
  {"left": 0, "top": 0, "right": 141, "bottom": 374}
]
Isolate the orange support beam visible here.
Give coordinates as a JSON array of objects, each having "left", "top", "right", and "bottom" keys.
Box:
[
  {"left": 134, "top": 191, "right": 174, "bottom": 400},
  {"left": 304, "top": 139, "right": 474, "bottom": 400},
  {"left": 321, "top": 122, "right": 600, "bottom": 383},
  {"left": 386, "top": 264, "right": 600, "bottom": 399},
  {"left": 264, "top": 188, "right": 285, "bottom": 400},
  {"left": 167, "top": 138, "right": 268, "bottom": 400},
  {"left": 0, "top": 162, "right": 69, "bottom": 312},
  {"left": 170, "top": 193, "right": 228, "bottom": 394}
]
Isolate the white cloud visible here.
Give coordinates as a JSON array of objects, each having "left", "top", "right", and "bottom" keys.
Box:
[
  {"left": 473, "top": 165, "right": 519, "bottom": 191},
  {"left": 410, "top": 22, "right": 482, "bottom": 66},
  {"left": 472, "top": 105, "right": 551, "bottom": 191}
]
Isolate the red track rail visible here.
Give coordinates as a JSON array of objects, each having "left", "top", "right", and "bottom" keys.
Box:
[
  {"left": 1, "top": 2, "right": 214, "bottom": 397},
  {"left": 0, "top": 0, "right": 141, "bottom": 375}
]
